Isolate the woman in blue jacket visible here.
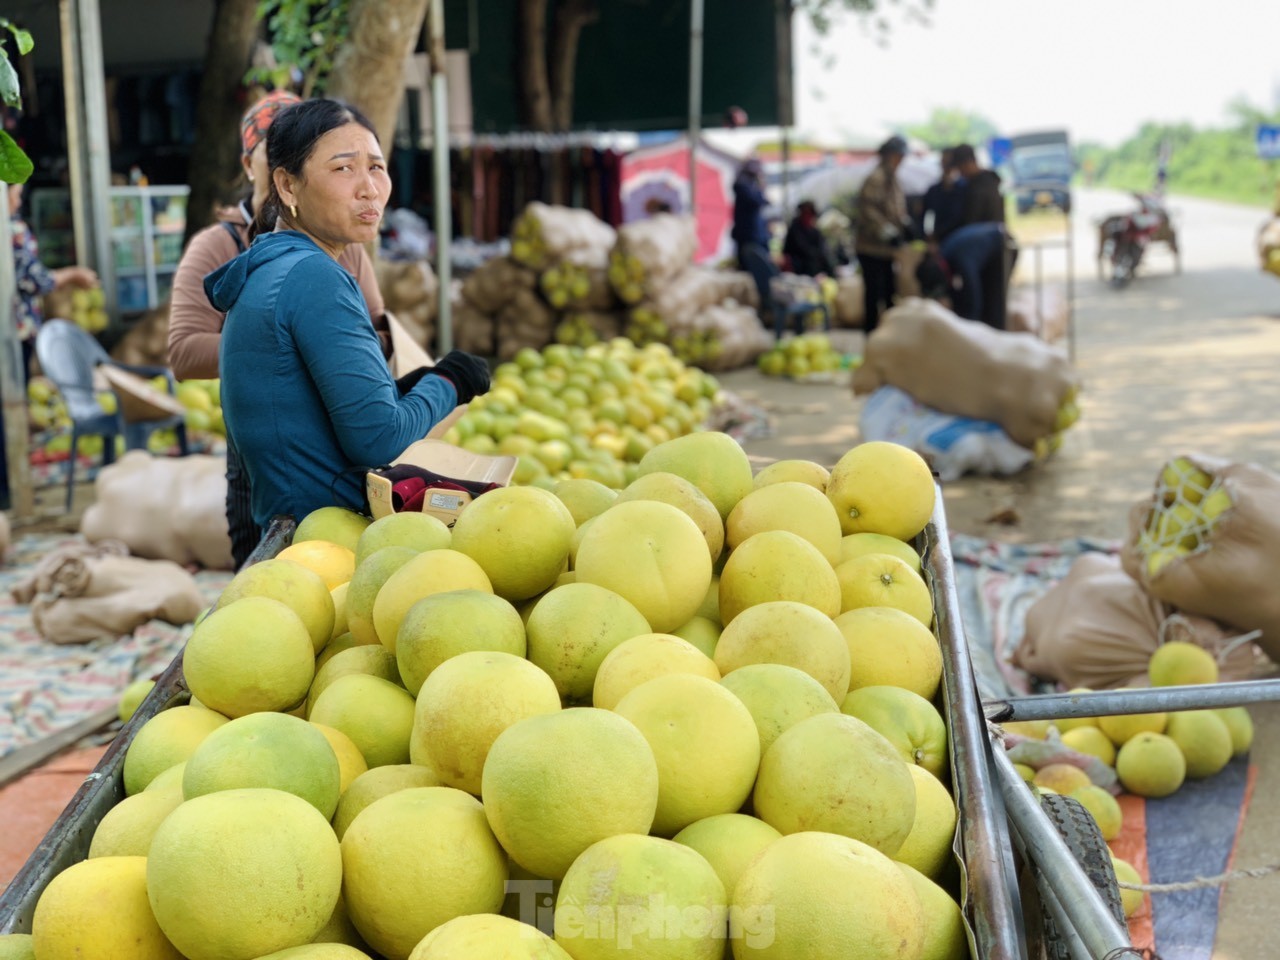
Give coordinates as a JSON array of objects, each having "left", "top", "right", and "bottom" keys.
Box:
[{"left": 205, "top": 99, "right": 488, "bottom": 535}]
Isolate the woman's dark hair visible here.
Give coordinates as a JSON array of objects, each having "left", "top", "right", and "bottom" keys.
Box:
[{"left": 251, "top": 98, "right": 380, "bottom": 239}]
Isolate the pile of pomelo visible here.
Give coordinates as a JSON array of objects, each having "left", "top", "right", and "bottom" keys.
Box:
[
  {"left": 18, "top": 434, "right": 972, "bottom": 960},
  {"left": 438, "top": 339, "right": 720, "bottom": 489},
  {"left": 1005, "top": 640, "right": 1254, "bottom": 920},
  {"left": 755, "top": 333, "right": 846, "bottom": 381}
]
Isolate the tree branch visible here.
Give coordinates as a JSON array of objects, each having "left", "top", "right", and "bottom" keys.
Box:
[
  {"left": 518, "top": 0, "right": 554, "bottom": 131},
  {"left": 550, "top": 0, "right": 599, "bottom": 132}
]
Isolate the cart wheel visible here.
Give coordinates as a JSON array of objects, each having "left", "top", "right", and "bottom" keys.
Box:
[{"left": 1020, "top": 794, "right": 1127, "bottom": 960}]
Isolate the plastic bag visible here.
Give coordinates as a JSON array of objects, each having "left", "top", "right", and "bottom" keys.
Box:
[{"left": 858, "top": 386, "right": 1036, "bottom": 482}]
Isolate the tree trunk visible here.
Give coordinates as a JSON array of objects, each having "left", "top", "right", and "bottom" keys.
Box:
[
  {"left": 183, "top": 0, "right": 260, "bottom": 245},
  {"left": 326, "top": 0, "right": 430, "bottom": 157},
  {"left": 518, "top": 0, "right": 554, "bottom": 132},
  {"left": 549, "top": 0, "right": 598, "bottom": 132}
]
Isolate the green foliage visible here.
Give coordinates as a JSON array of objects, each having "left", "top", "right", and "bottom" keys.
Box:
[
  {"left": 0, "top": 18, "right": 34, "bottom": 184},
  {"left": 1079, "top": 105, "right": 1280, "bottom": 207},
  {"left": 904, "top": 107, "right": 997, "bottom": 149},
  {"left": 800, "top": 0, "right": 934, "bottom": 40},
  {"left": 246, "top": 0, "right": 351, "bottom": 98}
]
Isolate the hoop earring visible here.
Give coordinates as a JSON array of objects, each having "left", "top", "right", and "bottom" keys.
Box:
[{"left": 289, "top": 204, "right": 298, "bottom": 219}]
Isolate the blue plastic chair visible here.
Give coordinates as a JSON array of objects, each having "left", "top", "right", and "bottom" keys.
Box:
[{"left": 35, "top": 319, "right": 189, "bottom": 510}]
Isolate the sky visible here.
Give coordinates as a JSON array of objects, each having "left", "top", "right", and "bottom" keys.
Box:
[{"left": 792, "top": 0, "right": 1280, "bottom": 148}]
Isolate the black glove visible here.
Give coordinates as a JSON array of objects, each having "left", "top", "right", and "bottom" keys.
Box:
[
  {"left": 395, "top": 366, "right": 430, "bottom": 395},
  {"left": 424, "top": 350, "right": 491, "bottom": 405}
]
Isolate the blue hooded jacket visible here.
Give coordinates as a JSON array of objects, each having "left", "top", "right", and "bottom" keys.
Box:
[{"left": 205, "top": 231, "right": 457, "bottom": 528}]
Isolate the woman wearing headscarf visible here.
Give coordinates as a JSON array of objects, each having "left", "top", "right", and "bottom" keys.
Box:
[{"left": 854, "top": 136, "right": 912, "bottom": 333}]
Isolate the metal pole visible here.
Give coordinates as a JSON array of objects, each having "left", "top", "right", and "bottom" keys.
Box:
[
  {"left": 1066, "top": 198, "right": 1076, "bottom": 364},
  {"left": 75, "top": 0, "right": 116, "bottom": 324},
  {"left": 428, "top": 0, "right": 452, "bottom": 357},
  {"left": 987, "top": 678, "right": 1280, "bottom": 723},
  {"left": 687, "top": 0, "right": 704, "bottom": 220},
  {"left": 59, "top": 0, "right": 89, "bottom": 268},
  {"left": 781, "top": 126, "right": 790, "bottom": 216},
  {"left": 0, "top": 214, "right": 34, "bottom": 522},
  {"left": 991, "top": 745, "right": 1135, "bottom": 957}
]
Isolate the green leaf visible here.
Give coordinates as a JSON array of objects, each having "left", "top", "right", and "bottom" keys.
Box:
[
  {"left": 0, "top": 54, "right": 19, "bottom": 108},
  {"left": 0, "top": 129, "right": 34, "bottom": 184},
  {"left": 11, "top": 27, "right": 33, "bottom": 56}
]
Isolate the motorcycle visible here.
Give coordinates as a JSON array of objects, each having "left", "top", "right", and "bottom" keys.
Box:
[{"left": 1097, "top": 193, "right": 1177, "bottom": 288}]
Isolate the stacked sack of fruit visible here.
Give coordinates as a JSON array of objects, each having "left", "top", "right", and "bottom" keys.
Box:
[
  {"left": 20, "top": 437, "right": 979, "bottom": 960},
  {"left": 1001, "top": 639, "right": 1256, "bottom": 925},
  {"left": 374, "top": 258, "right": 440, "bottom": 352},
  {"left": 853, "top": 297, "right": 1081, "bottom": 478}
]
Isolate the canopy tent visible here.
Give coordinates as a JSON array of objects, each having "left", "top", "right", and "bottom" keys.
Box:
[
  {"left": 620, "top": 135, "right": 743, "bottom": 264},
  {"left": 789, "top": 154, "right": 944, "bottom": 211}
]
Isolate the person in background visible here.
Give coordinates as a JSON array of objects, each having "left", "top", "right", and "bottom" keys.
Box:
[
  {"left": 918, "top": 148, "right": 965, "bottom": 244},
  {"left": 854, "top": 136, "right": 912, "bottom": 333},
  {"left": 167, "top": 90, "right": 391, "bottom": 566},
  {"left": 205, "top": 99, "right": 488, "bottom": 534},
  {"left": 732, "top": 158, "right": 778, "bottom": 315},
  {"left": 9, "top": 182, "right": 98, "bottom": 383},
  {"left": 939, "top": 143, "right": 1012, "bottom": 328},
  {"left": 782, "top": 200, "right": 835, "bottom": 277}
]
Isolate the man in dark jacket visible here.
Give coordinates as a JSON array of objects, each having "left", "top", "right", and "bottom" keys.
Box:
[
  {"left": 940, "top": 143, "right": 1013, "bottom": 328},
  {"left": 783, "top": 201, "right": 836, "bottom": 277},
  {"left": 732, "top": 159, "right": 778, "bottom": 315}
]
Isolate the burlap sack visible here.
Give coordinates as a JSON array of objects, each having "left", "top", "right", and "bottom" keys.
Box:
[
  {"left": 1120, "top": 454, "right": 1280, "bottom": 660},
  {"left": 81, "top": 451, "right": 235, "bottom": 570},
  {"left": 834, "top": 274, "right": 865, "bottom": 328},
  {"left": 1007, "top": 285, "right": 1069, "bottom": 342},
  {"left": 852, "top": 297, "right": 1077, "bottom": 449},
  {"left": 1013, "top": 553, "right": 1268, "bottom": 690},
  {"left": 895, "top": 245, "right": 924, "bottom": 299}
]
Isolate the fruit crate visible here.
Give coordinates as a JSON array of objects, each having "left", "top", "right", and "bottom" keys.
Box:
[
  {"left": 0, "top": 517, "right": 297, "bottom": 935},
  {"left": 0, "top": 502, "right": 1026, "bottom": 957}
]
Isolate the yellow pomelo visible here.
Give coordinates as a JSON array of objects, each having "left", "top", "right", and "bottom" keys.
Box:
[
  {"left": 1111, "top": 856, "right": 1145, "bottom": 918},
  {"left": 1013, "top": 763, "right": 1036, "bottom": 783},
  {"left": 567, "top": 516, "right": 595, "bottom": 569},
  {"left": 525, "top": 582, "right": 652, "bottom": 703},
  {"left": 122, "top": 705, "right": 228, "bottom": 795},
  {"left": 731, "top": 831, "right": 925, "bottom": 960},
  {"left": 754, "top": 713, "right": 916, "bottom": 856},
  {"left": 553, "top": 834, "right": 727, "bottom": 959},
  {"left": 373, "top": 549, "right": 493, "bottom": 652},
  {"left": 33, "top": 856, "right": 181, "bottom": 960},
  {"left": 395, "top": 590, "right": 527, "bottom": 696},
  {"left": 410, "top": 914, "right": 570, "bottom": 960},
  {"left": 143, "top": 761, "right": 186, "bottom": 793},
  {"left": 715, "top": 600, "right": 850, "bottom": 702},
  {"left": 1215, "top": 706, "right": 1255, "bottom": 756},
  {"left": 309, "top": 891, "right": 373, "bottom": 951},
  {"left": 481, "top": 708, "right": 660, "bottom": 878},
  {"left": 1165, "top": 709, "right": 1233, "bottom": 778},
  {"left": 1002, "top": 720, "right": 1053, "bottom": 740},
  {"left": 1061, "top": 726, "right": 1117, "bottom": 766},
  {"left": 182, "top": 711, "right": 341, "bottom": 818},
  {"left": 637, "top": 431, "right": 753, "bottom": 522},
  {"left": 451, "top": 486, "right": 576, "bottom": 601},
  {"left": 836, "top": 606, "right": 942, "bottom": 699},
  {"left": 88, "top": 784, "right": 184, "bottom": 858},
  {"left": 726, "top": 481, "right": 843, "bottom": 565},
  {"left": 695, "top": 574, "right": 721, "bottom": 625},
  {"left": 1161, "top": 457, "right": 1213, "bottom": 505},
  {"left": 720, "top": 663, "right": 840, "bottom": 757},
  {"left": 614, "top": 674, "right": 761, "bottom": 836},
  {"left": 147, "top": 789, "right": 342, "bottom": 960},
  {"left": 616, "top": 471, "right": 725, "bottom": 564},
  {"left": 311, "top": 674, "right": 417, "bottom": 768},
  {"left": 593, "top": 633, "right": 720, "bottom": 710},
  {"left": 839, "top": 532, "right": 922, "bottom": 573},
  {"left": 575, "top": 500, "right": 712, "bottom": 632},
  {"left": 1033, "top": 763, "right": 1092, "bottom": 795},
  {"left": 341, "top": 787, "right": 508, "bottom": 960},
  {"left": 894, "top": 765, "right": 957, "bottom": 879},
  {"left": 185, "top": 596, "right": 315, "bottom": 717},
  {"left": 344, "top": 546, "right": 418, "bottom": 646},
  {"left": 554, "top": 478, "right": 619, "bottom": 526},
  {"left": 333, "top": 764, "right": 442, "bottom": 840},
  {"left": 840, "top": 685, "right": 948, "bottom": 778},
  {"left": 672, "top": 814, "right": 782, "bottom": 898},
  {"left": 825, "top": 441, "right": 936, "bottom": 540},
  {"left": 1115, "top": 731, "right": 1186, "bottom": 797},
  {"left": 0, "top": 934, "right": 33, "bottom": 960},
  {"left": 752, "top": 458, "right": 830, "bottom": 492},
  {"left": 279, "top": 540, "right": 357, "bottom": 589},
  {"left": 898, "top": 864, "right": 966, "bottom": 960},
  {"left": 1148, "top": 641, "right": 1219, "bottom": 686},
  {"left": 311, "top": 723, "right": 369, "bottom": 792},
  {"left": 671, "top": 615, "right": 721, "bottom": 659},
  {"left": 256, "top": 945, "right": 372, "bottom": 959},
  {"left": 719, "top": 530, "right": 841, "bottom": 624},
  {"left": 329, "top": 583, "right": 350, "bottom": 641},
  {"left": 412, "top": 651, "right": 561, "bottom": 795},
  {"left": 354, "top": 511, "right": 451, "bottom": 566},
  {"left": 1069, "top": 785, "right": 1123, "bottom": 841},
  {"left": 295, "top": 506, "right": 372, "bottom": 552},
  {"left": 308, "top": 644, "right": 403, "bottom": 716},
  {"left": 118, "top": 677, "right": 155, "bottom": 723},
  {"left": 1098, "top": 700, "right": 1167, "bottom": 746},
  {"left": 218, "top": 558, "right": 335, "bottom": 654},
  {"left": 835, "top": 553, "right": 933, "bottom": 626}
]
